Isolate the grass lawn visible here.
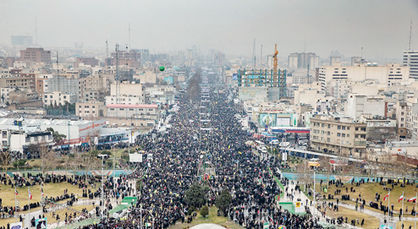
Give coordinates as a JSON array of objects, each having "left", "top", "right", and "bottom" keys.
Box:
[
  {"left": 169, "top": 206, "right": 243, "bottom": 229},
  {"left": 44, "top": 205, "right": 95, "bottom": 225},
  {"left": 315, "top": 182, "right": 417, "bottom": 214},
  {"left": 326, "top": 206, "right": 380, "bottom": 229},
  {"left": 0, "top": 182, "right": 98, "bottom": 208}
]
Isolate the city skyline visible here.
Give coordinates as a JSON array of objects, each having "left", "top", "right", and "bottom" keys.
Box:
[{"left": 0, "top": 0, "right": 417, "bottom": 61}]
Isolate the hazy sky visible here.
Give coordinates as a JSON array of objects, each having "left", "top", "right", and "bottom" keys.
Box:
[{"left": 1, "top": 0, "right": 418, "bottom": 60}]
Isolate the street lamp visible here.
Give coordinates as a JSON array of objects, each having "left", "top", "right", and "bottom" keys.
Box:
[{"left": 97, "top": 154, "right": 109, "bottom": 219}]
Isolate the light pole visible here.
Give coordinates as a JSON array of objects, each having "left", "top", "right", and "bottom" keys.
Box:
[{"left": 97, "top": 154, "right": 108, "bottom": 219}]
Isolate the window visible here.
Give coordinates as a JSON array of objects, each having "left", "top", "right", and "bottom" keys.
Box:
[
  {"left": 2, "top": 140, "right": 6, "bottom": 146},
  {"left": 2, "top": 131, "right": 7, "bottom": 138},
  {"left": 337, "top": 133, "right": 341, "bottom": 137},
  {"left": 342, "top": 133, "right": 346, "bottom": 137},
  {"left": 342, "top": 126, "right": 345, "bottom": 130},
  {"left": 337, "top": 125, "right": 341, "bottom": 130},
  {"left": 328, "top": 124, "right": 331, "bottom": 128},
  {"left": 347, "top": 127, "right": 350, "bottom": 130}
]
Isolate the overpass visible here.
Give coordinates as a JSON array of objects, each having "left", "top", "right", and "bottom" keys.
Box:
[{"left": 279, "top": 147, "right": 365, "bottom": 163}]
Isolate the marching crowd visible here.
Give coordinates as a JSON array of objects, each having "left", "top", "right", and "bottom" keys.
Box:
[{"left": 82, "top": 77, "right": 323, "bottom": 228}]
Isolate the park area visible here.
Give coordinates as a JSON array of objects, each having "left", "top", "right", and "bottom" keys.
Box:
[{"left": 0, "top": 178, "right": 99, "bottom": 227}]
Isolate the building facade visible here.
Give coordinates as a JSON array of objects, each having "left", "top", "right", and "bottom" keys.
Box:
[
  {"left": 310, "top": 115, "right": 367, "bottom": 158},
  {"left": 318, "top": 64, "right": 409, "bottom": 91},
  {"left": 43, "top": 91, "right": 76, "bottom": 106},
  {"left": 19, "top": 48, "right": 51, "bottom": 64},
  {"left": 403, "top": 50, "right": 418, "bottom": 79},
  {"left": 76, "top": 101, "right": 105, "bottom": 119}
]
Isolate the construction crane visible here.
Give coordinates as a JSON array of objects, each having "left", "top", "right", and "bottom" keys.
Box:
[{"left": 273, "top": 44, "right": 278, "bottom": 85}]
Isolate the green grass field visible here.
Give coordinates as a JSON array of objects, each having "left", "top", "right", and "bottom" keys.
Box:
[{"left": 169, "top": 206, "right": 243, "bottom": 229}]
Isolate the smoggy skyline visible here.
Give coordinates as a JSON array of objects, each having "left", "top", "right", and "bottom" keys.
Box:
[{"left": 1, "top": 0, "right": 418, "bottom": 61}]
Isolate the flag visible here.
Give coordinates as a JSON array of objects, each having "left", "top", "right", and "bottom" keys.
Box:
[
  {"left": 15, "top": 188, "right": 18, "bottom": 196},
  {"left": 408, "top": 196, "right": 416, "bottom": 202},
  {"left": 398, "top": 194, "right": 404, "bottom": 202},
  {"left": 383, "top": 192, "right": 390, "bottom": 201},
  {"left": 28, "top": 188, "right": 32, "bottom": 200}
]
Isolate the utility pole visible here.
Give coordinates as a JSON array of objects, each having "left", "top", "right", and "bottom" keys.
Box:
[
  {"left": 98, "top": 154, "right": 108, "bottom": 219},
  {"left": 128, "top": 24, "right": 131, "bottom": 50},
  {"left": 252, "top": 39, "right": 256, "bottom": 69},
  {"left": 105, "top": 40, "right": 109, "bottom": 59},
  {"left": 115, "top": 44, "right": 120, "bottom": 104}
]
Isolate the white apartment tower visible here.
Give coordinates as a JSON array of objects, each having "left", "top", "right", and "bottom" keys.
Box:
[{"left": 403, "top": 50, "right": 418, "bottom": 79}]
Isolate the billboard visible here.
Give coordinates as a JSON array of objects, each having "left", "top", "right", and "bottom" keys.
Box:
[
  {"left": 259, "top": 113, "right": 277, "bottom": 127},
  {"left": 129, "top": 153, "right": 143, "bottom": 163},
  {"left": 276, "top": 117, "right": 291, "bottom": 127}
]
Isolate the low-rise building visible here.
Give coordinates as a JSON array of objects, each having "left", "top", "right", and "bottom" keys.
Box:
[
  {"left": 105, "top": 104, "right": 159, "bottom": 128},
  {"left": 310, "top": 115, "right": 367, "bottom": 158},
  {"left": 76, "top": 101, "right": 105, "bottom": 119},
  {"left": 43, "top": 91, "right": 76, "bottom": 106},
  {"left": 345, "top": 94, "right": 386, "bottom": 120}
]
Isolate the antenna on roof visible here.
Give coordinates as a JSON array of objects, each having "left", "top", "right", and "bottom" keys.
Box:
[{"left": 128, "top": 24, "right": 131, "bottom": 50}]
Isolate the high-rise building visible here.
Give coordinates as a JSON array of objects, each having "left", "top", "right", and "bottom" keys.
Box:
[
  {"left": 11, "top": 35, "right": 33, "bottom": 46},
  {"left": 19, "top": 48, "right": 51, "bottom": 64},
  {"left": 288, "top": 52, "right": 319, "bottom": 70},
  {"left": 318, "top": 63, "right": 409, "bottom": 91},
  {"left": 402, "top": 50, "right": 418, "bottom": 79}
]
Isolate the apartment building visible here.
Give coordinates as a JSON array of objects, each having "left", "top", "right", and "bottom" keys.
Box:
[
  {"left": 345, "top": 94, "right": 386, "bottom": 120},
  {"left": 105, "top": 81, "right": 145, "bottom": 105},
  {"left": 19, "top": 48, "right": 51, "bottom": 64},
  {"left": 395, "top": 101, "right": 409, "bottom": 138},
  {"left": 403, "top": 50, "right": 418, "bottom": 79},
  {"left": 78, "top": 75, "right": 108, "bottom": 102},
  {"left": 76, "top": 101, "right": 105, "bottom": 119},
  {"left": 310, "top": 115, "right": 367, "bottom": 158},
  {"left": 43, "top": 91, "right": 76, "bottom": 106},
  {"left": 318, "top": 63, "right": 409, "bottom": 91},
  {"left": 75, "top": 57, "right": 99, "bottom": 67},
  {"left": 105, "top": 104, "right": 159, "bottom": 127},
  {"left": 0, "top": 72, "right": 36, "bottom": 90}
]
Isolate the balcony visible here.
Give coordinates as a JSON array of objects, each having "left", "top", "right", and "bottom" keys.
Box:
[{"left": 354, "top": 140, "right": 366, "bottom": 147}]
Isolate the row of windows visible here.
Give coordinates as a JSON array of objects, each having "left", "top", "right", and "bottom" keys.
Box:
[{"left": 108, "top": 108, "right": 154, "bottom": 111}]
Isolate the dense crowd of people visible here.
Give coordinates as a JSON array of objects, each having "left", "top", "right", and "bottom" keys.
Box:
[{"left": 80, "top": 74, "right": 323, "bottom": 229}]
